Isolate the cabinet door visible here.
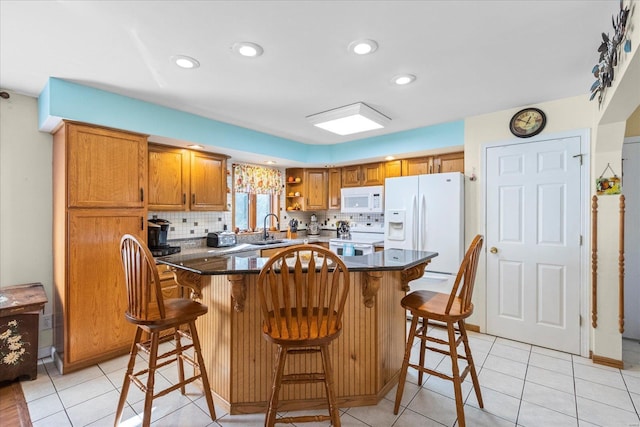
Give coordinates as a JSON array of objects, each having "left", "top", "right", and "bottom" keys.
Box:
[
  {"left": 435, "top": 152, "right": 464, "bottom": 174},
  {"left": 148, "top": 145, "right": 189, "bottom": 210},
  {"left": 341, "top": 165, "right": 361, "bottom": 187},
  {"left": 328, "top": 168, "right": 342, "bottom": 210},
  {"left": 304, "top": 169, "right": 328, "bottom": 210},
  {"left": 67, "top": 209, "right": 143, "bottom": 364},
  {"left": 190, "top": 151, "right": 227, "bottom": 211},
  {"left": 361, "top": 162, "right": 385, "bottom": 186},
  {"left": 66, "top": 123, "right": 147, "bottom": 208},
  {"left": 385, "top": 160, "right": 402, "bottom": 178},
  {"left": 402, "top": 157, "right": 433, "bottom": 176}
]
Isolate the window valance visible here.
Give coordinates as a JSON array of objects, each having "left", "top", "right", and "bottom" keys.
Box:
[{"left": 233, "top": 163, "right": 282, "bottom": 194}]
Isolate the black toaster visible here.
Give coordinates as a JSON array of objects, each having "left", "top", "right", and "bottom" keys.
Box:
[{"left": 207, "top": 231, "right": 237, "bottom": 248}]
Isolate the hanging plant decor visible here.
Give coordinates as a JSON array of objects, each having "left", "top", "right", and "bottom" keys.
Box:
[{"left": 590, "top": 0, "right": 632, "bottom": 106}]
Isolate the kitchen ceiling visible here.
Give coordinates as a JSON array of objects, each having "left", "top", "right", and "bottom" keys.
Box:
[{"left": 0, "top": 1, "right": 616, "bottom": 159}]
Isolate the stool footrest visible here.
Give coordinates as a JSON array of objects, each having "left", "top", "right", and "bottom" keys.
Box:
[
  {"left": 282, "top": 372, "right": 326, "bottom": 384},
  {"left": 276, "top": 414, "right": 333, "bottom": 424}
]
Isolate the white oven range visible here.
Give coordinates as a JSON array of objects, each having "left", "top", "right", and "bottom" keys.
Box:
[{"left": 328, "top": 222, "right": 384, "bottom": 256}]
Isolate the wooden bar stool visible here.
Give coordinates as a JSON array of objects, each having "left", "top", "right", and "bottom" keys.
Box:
[
  {"left": 393, "top": 235, "right": 484, "bottom": 427},
  {"left": 257, "top": 244, "right": 350, "bottom": 427},
  {"left": 114, "top": 234, "right": 216, "bottom": 427}
]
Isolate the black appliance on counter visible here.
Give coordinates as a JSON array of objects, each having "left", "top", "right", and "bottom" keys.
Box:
[
  {"left": 148, "top": 218, "right": 181, "bottom": 256},
  {"left": 336, "top": 220, "right": 350, "bottom": 239},
  {"left": 207, "top": 231, "right": 237, "bottom": 248}
]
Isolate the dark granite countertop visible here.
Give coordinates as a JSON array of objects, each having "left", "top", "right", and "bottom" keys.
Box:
[{"left": 156, "top": 248, "right": 437, "bottom": 275}]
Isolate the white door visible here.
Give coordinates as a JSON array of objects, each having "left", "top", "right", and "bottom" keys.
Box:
[
  {"left": 622, "top": 140, "right": 640, "bottom": 340},
  {"left": 486, "top": 136, "right": 582, "bottom": 354}
]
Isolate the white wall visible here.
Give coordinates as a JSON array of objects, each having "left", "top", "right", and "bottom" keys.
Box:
[{"left": 0, "top": 90, "right": 54, "bottom": 355}]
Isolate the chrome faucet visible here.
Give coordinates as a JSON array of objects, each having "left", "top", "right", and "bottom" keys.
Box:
[{"left": 263, "top": 213, "right": 280, "bottom": 240}]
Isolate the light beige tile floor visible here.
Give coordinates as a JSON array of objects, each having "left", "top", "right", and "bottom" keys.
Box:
[{"left": 20, "top": 327, "right": 640, "bottom": 426}]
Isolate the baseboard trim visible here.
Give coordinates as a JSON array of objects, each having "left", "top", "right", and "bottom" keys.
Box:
[
  {"left": 37, "top": 346, "right": 52, "bottom": 360},
  {"left": 466, "top": 323, "right": 480, "bottom": 332},
  {"left": 592, "top": 354, "right": 624, "bottom": 369}
]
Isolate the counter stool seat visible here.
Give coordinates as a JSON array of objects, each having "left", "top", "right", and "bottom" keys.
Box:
[
  {"left": 393, "top": 235, "right": 484, "bottom": 427},
  {"left": 257, "top": 244, "right": 350, "bottom": 427},
  {"left": 114, "top": 234, "right": 216, "bottom": 427}
]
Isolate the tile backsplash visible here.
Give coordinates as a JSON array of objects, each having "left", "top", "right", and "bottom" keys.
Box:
[{"left": 149, "top": 211, "right": 233, "bottom": 240}]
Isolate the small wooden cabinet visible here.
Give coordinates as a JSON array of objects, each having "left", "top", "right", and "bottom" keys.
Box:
[
  {"left": 434, "top": 152, "right": 464, "bottom": 174},
  {"left": 402, "top": 156, "right": 433, "bottom": 176},
  {"left": 384, "top": 160, "right": 402, "bottom": 178},
  {"left": 341, "top": 162, "right": 385, "bottom": 187},
  {"left": 148, "top": 144, "right": 228, "bottom": 211},
  {"left": 328, "top": 168, "right": 342, "bottom": 210},
  {"left": 190, "top": 150, "right": 228, "bottom": 211},
  {"left": 148, "top": 144, "right": 190, "bottom": 210},
  {"left": 304, "top": 169, "right": 328, "bottom": 210},
  {"left": 66, "top": 123, "right": 146, "bottom": 208}
]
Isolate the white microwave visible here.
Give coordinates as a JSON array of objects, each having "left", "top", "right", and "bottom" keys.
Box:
[{"left": 340, "top": 185, "right": 384, "bottom": 213}]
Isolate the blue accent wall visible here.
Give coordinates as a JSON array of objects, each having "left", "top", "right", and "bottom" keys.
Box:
[{"left": 39, "top": 77, "right": 463, "bottom": 164}]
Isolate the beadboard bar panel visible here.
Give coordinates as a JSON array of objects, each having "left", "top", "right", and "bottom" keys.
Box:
[{"left": 194, "top": 271, "right": 407, "bottom": 414}]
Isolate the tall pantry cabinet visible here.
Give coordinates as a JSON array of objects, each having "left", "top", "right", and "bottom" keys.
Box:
[{"left": 52, "top": 122, "right": 147, "bottom": 373}]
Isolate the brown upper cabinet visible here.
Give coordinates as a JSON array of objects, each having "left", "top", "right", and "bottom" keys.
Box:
[
  {"left": 148, "top": 144, "right": 229, "bottom": 211},
  {"left": 384, "top": 160, "right": 402, "bottom": 179},
  {"left": 400, "top": 151, "right": 464, "bottom": 176},
  {"left": 434, "top": 152, "right": 465, "bottom": 174},
  {"left": 66, "top": 123, "right": 147, "bottom": 208},
  {"left": 284, "top": 168, "right": 328, "bottom": 211},
  {"left": 328, "top": 168, "right": 342, "bottom": 210},
  {"left": 401, "top": 156, "right": 433, "bottom": 176},
  {"left": 304, "top": 169, "right": 328, "bottom": 210},
  {"left": 341, "top": 162, "right": 385, "bottom": 187}
]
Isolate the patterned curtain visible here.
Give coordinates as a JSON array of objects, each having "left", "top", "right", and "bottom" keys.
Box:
[{"left": 233, "top": 163, "right": 282, "bottom": 194}]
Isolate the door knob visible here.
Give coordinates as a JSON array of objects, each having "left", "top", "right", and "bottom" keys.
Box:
[{"left": 490, "top": 247, "right": 498, "bottom": 254}]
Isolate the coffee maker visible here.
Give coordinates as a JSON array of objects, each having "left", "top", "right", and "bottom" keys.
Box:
[
  {"left": 148, "top": 218, "right": 181, "bottom": 256},
  {"left": 308, "top": 214, "right": 320, "bottom": 236}
]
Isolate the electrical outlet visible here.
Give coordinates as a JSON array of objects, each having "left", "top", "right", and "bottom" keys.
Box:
[{"left": 40, "top": 314, "right": 53, "bottom": 330}]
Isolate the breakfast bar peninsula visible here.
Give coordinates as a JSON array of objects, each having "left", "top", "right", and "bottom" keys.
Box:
[{"left": 157, "top": 246, "right": 436, "bottom": 414}]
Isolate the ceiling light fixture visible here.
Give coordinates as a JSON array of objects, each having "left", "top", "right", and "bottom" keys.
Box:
[
  {"left": 172, "top": 55, "right": 200, "bottom": 69},
  {"left": 265, "top": 160, "right": 276, "bottom": 165},
  {"left": 385, "top": 156, "right": 395, "bottom": 161},
  {"left": 392, "top": 74, "right": 416, "bottom": 85},
  {"left": 187, "top": 144, "right": 204, "bottom": 149},
  {"left": 348, "top": 39, "right": 378, "bottom": 55},
  {"left": 307, "top": 102, "right": 391, "bottom": 136},
  {"left": 232, "top": 42, "right": 264, "bottom": 57}
]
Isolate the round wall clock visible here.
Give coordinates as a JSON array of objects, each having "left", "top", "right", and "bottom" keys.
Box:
[{"left": 509, "top": 108, "right": 546, "bottom": 138}]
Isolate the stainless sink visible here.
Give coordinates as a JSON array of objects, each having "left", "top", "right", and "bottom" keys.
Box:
[{"left": 252, "top": 239, "right": 285, "bottom": 245}]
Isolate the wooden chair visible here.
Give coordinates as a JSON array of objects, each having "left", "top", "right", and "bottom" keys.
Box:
[
  {"left": 257, "top": 244, "right": 350, "bottom": 427},
  {"left": 114, "top": 234, "right": 216, "bottom": 427},
  {"left": 393, "top": 235, "right": 484, "bottom": 427}
]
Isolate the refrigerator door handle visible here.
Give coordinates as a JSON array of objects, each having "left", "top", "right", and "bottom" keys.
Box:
[
  {"left": 412, "top": 194, "right": 418, "bottom": 251},
  {"left": 420, "top": 193, "right": 427, "bottom": 252}
]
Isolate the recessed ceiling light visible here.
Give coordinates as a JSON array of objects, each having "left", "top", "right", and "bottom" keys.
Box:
[
  {"left": 385, "top": 156, "right": 395, "bottom": 161},
  {"left": 187, "top": 144, "right": 204, "bottom": 149},
  {"left": 348, "top": 39, "right": 378, "bottom": 55},
  {"left": 307, "top": 102, "right": 391, "bottom": 136},
  {"left": 392, "top": 74, "right": 416, "bottom": 85},
  {"left": 172, "top": 55, "right": 200, "bottom": 69},
  {"left": 265, "top": 160, "right": 276, "bottom": 165},
  {"left": 232, "top": 42, "right": 264, "bottom": 57}
]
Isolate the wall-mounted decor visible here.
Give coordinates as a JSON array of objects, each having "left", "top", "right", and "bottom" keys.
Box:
[
  {"left": 596, "top": 163, "right": 621, "bottom": 195},
  {"left": 590, "top": 1, "right": 632, "bottom": 106}
]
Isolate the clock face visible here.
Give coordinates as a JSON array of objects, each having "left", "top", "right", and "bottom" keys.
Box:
[{"left": 509, "top": 108, "right": 546, "bottom": 138}]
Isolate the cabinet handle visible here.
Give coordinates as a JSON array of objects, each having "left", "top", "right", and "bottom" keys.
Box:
[
  {"left": 429, "top": 165, "right": 433, "bottom": 174},
  {"left": 192, "top": 194, "right": 196, "bottom": 204},
  {"left": 183, "top": 193, "right": 186, "bottom": 205},
  {"left": 438, "top": 164, "right": 441, "bottom": 173},
  {"left": 141, "top": 217, "right": 144, "bottom": 231},
  {"left": 140, "top": 188, "right": 144, "bottom": 202}
]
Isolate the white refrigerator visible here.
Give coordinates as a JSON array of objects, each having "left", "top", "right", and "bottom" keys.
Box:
[{"left": 384, "top": 172, "right": 464, "bottom": 294}]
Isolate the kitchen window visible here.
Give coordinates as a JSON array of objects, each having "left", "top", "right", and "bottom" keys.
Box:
[{"left": 233, "top": 164, "right": 282, "bottom": 232}]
